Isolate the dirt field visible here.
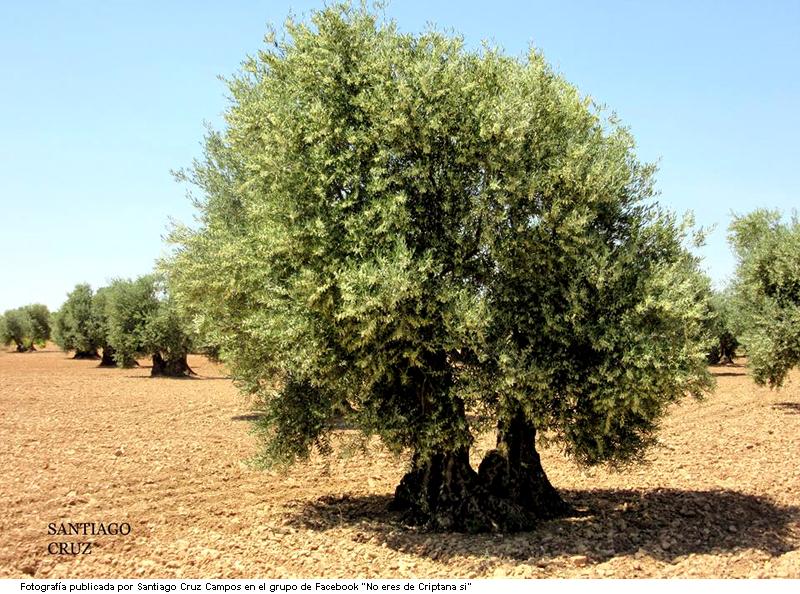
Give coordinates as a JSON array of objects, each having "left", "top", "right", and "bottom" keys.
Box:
[{"left": 0, "top": 346, "right": 798, "bottom": 578}]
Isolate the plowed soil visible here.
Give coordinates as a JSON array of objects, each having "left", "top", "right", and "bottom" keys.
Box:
[{"left": 1, "top": 346, "right": 798, "bottom": 578}]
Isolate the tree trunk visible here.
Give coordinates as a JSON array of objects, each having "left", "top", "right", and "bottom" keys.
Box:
[
  {"left": 151, "top": 352, "right": 195, "bottom": 377},
  {"left": 73, "top": 350, "right": 99, "bottom": 360},
  {"left": 16, "top": 342, "right": 33, "bottom": 352},
  {"left": 99, "top": 346, "right": 116, "bottom": 367},
  {"left": 391, "top": 448, "right": 537, "bottom": 533},
  {"left": 388, "top": 353, "right": 566, "bottom": 532},
  {"left": 478, "top": 406, "right": 571, "bottom": 520}
]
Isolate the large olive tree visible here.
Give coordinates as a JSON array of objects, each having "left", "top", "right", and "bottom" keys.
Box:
[{"left": 167, "top": 4, "right": 714, "bottom": 532}]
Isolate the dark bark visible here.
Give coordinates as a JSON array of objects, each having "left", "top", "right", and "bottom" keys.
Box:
[
  {"left": 15, "top": 343, "right": 33, "bottom": 352},
  {"left": 391, "top": 448, "right": 537, "bottom": 533},
  {"left": 389, "top": 345, "right": 570, "bottom": 532},
  {"left": 73, "top": 350, "right": 100, "bottom": 360},
  {"left": 151, "top": 352, "right": 195, "bottom": 377},
  {"left": 390, "top": 405, "right": 572, "bottom": 533},
  {"left": 478, "top": 407, "right": 571, "bottom": 520},
  {"left": 707, "top": 332, "right": 738, "bottom": 365},
  {"left": 99, "top": 346, "right": 117, "bottom": 367}
]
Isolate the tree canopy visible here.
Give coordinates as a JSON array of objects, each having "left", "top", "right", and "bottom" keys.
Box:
[
  {"left": 728, "top": 209, "right": 800, "bottom": 387},
  {"left": 105, "top": 275, "right": 195, "bottom": 376},
  {"left": 1, "top": 304, "right": 50, "bottom": 352},
  {"left": 2, "top": 308, "right": 34, "bottom": 352},
  {"left": 167, "top": 4, "right": 714, "bottom": 531},
  {"left": 53, "top": 283, "right": 103, "bottom": 358}
]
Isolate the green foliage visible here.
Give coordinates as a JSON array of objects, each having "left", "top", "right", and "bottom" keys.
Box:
[
  {"left": 53, "top": 284, "right": 102, "bottom": 355},
  {"left": 105, "top": 275, "right": 194, "bottom": 369},
  {"left": 706, "top": 289, "right": 739, "bottom": 364},
  {"left": 1, "top": 308, "right": 34, "bottom": 351},
  {"left": 91, "top": 287, "right": 112, "bottom": 346},
  {"left": 105, "top": 276, "right": 156, "bottom": 366},
  {"left": 167, "top": 4, "right": 714, "bottom": 469},
  {"left": 1, "top": 304, "right": 50, "bottom": 351},
  {"left": 139, "top": 293, "right": 195, "bottom": 365},
  {"left": 24, "top": 304, "right": 50, "bottom": 345},
  {"left": 729, "top": 209, "right": 800, "bottom": 386}
]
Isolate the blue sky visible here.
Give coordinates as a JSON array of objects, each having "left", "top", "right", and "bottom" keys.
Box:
[{"left": 1, "top": 0, "right": 798, "bottom": 312}]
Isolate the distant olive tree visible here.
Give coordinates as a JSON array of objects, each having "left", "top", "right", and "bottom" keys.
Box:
[
  {"left": 729, "top": 209, "right": 800, "bottom": 386},
  {"left": 53, "top": 284, "right": 102, "bottom": 359},
  {"left": 24, "top": 304, "right": 50, "bottom": 345},
  {"left": 2, "top": 308, "right": 34, "bottom": 352},
  {"left": 1, "top": 304, "right": 50, "bottom": 352},
  {"left": 105, "top": 275, "right": 195, "bottom": 376},
  {"left": 91, "top": 287, "right": 117, "bottom": 367},
  {"left": 706, "top": 289, "right": 739, "bottom": 365}
]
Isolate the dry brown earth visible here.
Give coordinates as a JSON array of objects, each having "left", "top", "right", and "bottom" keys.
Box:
[{"left": 0, "top": 346, "right": 798, "bottom": 578}]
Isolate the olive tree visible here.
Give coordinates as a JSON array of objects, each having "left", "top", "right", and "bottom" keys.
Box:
[
  {"left": 105, "top": 275, "right": 195, "bottom": 376},
  {"left": 706, "top": 289, "right": 739, "bottom": 365},
  {"left": 2, "top": 308, "right": 34, "bottom": 352},
  {"left": 167, "top": 4, "right": 714, "bottom": 531},
  {"left": 2, "top": 304, "right": 50, "bottom": 352},
  {"left": 728, "top": 209, "right": 800, "bottom": 386},
  {"left": 25, "top": 304, "right": 51, "bottom": 345},
  {"left": 91, "top": 286, "right": 118, "bottom": 367},
  {"left": 53, "top": 283, "right": 103, "bottom": 359}
]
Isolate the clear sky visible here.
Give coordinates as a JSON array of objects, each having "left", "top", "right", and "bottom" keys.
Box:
[{"left": 1, "top": 0, "right": 798, "bottom": 312}]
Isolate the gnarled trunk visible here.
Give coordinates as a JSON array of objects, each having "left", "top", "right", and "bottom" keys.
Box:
[
  {"left": 391, "top": 448, "right": 536, "bottom": 533},
  {"left": 478, "top": 406, "right": 571, "bottom": 520},
  {"left": 389, "top": 349, "right": 570, "bottom": 532},
  {"left": 99, "top": 346, "right": 116, "bottom": 367},
  {"left": 73, "top": 350, "right": 99, "bottom": 360},
  {"left": 151, "top": 352, "right": 195, "bottom": 377},
  {"left": 390, "top": 406, "right": 571, "bottom": 531}
]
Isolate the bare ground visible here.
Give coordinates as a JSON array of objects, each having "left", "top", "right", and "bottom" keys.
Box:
[{"left": 0, "top": 347, "right": 798, "bottom": 578}]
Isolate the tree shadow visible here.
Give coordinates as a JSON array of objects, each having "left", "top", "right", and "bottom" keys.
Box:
[
  {"left": 285, "top": 488, "right": 799, "bottom": 564},
  {"left": 232, "top": 412, "right": 266, "bottom": 422},
  {"left": 709, "top": 364, "right": 748, "bottom": 377},
  {"left": 232, "top": 412, "right": 355, "bottom": 428},
  {"left": 772, "top": 402, "right": 800, "bottom": 415},
  {"left": 124, "top": 373, "right": 229, "bottom": 380}
]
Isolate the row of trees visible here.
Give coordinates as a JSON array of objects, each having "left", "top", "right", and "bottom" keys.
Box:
[
  {"left": 55, "top": 276, "right": 196, "bottom": 376},
  {"left": 1, "top": 277, "right": 197, "bottom": 377}
]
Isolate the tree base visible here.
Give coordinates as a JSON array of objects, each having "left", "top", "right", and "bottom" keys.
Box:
[
  {"left": 391, "top": 409, "right": 572, "bottom": 533},
  {"left": 478, "top": 409, "right": 573, "bottom": 520},
  {"left": 151, "top": 353, "right": 196, "bottom": 377},
  {"left": 391, "top": 449, "right": 542, "bottom": 533},
  {"left": 478, "top": 449, "right": 572, "bottom": 520},
  {"left": 98, "top": 347, "right": 117, "bottom": 367}
]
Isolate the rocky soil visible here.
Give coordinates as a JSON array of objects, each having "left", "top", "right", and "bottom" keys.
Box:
[{"left": 0, "top": 347, "right": 798, "bottom": 578}]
